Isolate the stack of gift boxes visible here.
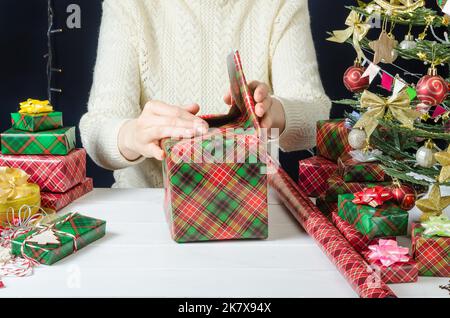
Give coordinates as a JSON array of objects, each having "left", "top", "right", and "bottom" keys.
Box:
[
  {"left": 0, "top": 100, "right": 93, "bottom": 212},
  {"left": 298, "top": 119, "right": 449, "bottom": 284}
]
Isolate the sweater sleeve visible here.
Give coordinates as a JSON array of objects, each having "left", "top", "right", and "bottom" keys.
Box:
[
  {"left": 270, "top": 0, "right": 331, "bottom": 152},
  {"left": 80, "top": 0, "right": 144, "bottom": 171}
]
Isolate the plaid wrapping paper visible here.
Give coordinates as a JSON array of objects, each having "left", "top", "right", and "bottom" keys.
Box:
[
  {"left": 411, "top": 223, "right": 450, "bottom": 277},
  {"left": 41, "top": 178, "right": 93, "bottom": 211},
  {"left": 316, "top": 194, "right": 338, "bottom": 217},
  {"left": 298, "top": 156, "right": 337, "bottom": 197},
  {"left": 325, "top": 174, "right": 390, "bottom": 202},
  {"left": 337, "top": 153, "right": 389, "bottom": 182},
  {"left": 316, "top": 119, "right": 352, "bottom": 162},
  {"left": 11, "top": 212, "right": 105, "bottom": 265},
  {"left": 331, "top": 211, "right": 394, "bottom": 253},
  {"left": 11, "top": 111, "right": 63, "bottom": 132},
  {"left": 1, "top": 127, "right": 76, "bottom": 155},
  {"left": 338, "top": 194, "right": 408, "bottom": 239},
  {"left": 269, "top": 163, "right": 396, "bottom": 298},
  {"left": 361, "top": 251, "right": 419, "bottom": 284},
  {"left": 0, "top": 148, "right": 86, "bottom": 193}
]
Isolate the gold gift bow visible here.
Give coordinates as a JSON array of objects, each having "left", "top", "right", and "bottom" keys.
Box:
[
  {"left": 0, "top": 167, "right": 37, "bottom": 203},
  {"left": 374, "top": 0, "right": 425, "bottom": 14},
  {"left": 354, "top": 90, "right": 420, "bottom": 137},
  {"left": 327, "top": 10, "right": 371, "bottom": 61},
  {"left": 19, "top": 99, "right": 53, "bottom": 114}
]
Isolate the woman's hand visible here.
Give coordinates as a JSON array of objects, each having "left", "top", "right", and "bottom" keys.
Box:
[
  {"left": 224, "top": 81, "right": 286, "bottom": 136},
  {"left": 118, "top": 101, "right": 208, "bottom": 161}
]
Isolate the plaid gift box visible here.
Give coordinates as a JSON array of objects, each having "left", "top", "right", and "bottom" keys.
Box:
[
  {"left": 338, "top": 194, "right": 408, "bottom": 239},
  {"left": 0, "top": 148, "right": 86, "bottom": 193},
  {"left": 316, "top": 119, "right": 352, "bottom": 162},
  {"left": 316, "top": 195, "right": 338, "bottom": 217},
  {"left": 11, "top": 212, "right": 105, "bottom": 265},
  {"left": 411, "top": 223, "right": 450, "bottom": 277},
  {"left": 41, "top": 178, "right": 93, "bottom": 211},
  {"left": 361, "top": 250, "right": 419, "bottom": 284},
  {"left": 163, "top": 51, "right": 268, "bottom": 243},
  {"left": 1, "top": 127, "right": 76, "bottom": 155},
  {"left": 324, "top": 174, "right": 390, "bottom": 202},
  {"left": 331, "top": 211, "right": 394, "bottom": 253},
  {"left": 11, "top": 111, "right": 63, "bottom": 132},
  {"left": 337, "top": 153, "right": 389, "bottom": 182},
  {"left": 298, "top": 156, "right": 337, "bottom": 197}
]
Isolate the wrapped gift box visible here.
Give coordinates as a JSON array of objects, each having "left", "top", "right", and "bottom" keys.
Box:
[
  {"left": 337, "top": 194, "right": 408, "bottom": 238},
  {"left": 11, "top": 111, "right": 63, "bottom": 132},
  {"left": 361, "top": 250, "right": 419, "bottom": 284},
  {"left": 316, "top": 195, "right": 338, "bottom": 216},
  {"left": 163, "top": 51, "right": 268, "bottom": 243},
  {"left": 11, "top": 212, "right": 105, "bottom": 265},
  {"left": 337, "top": 153, "right": 389, "bottom": 182},
  {"left": 298, "top": 156, "right": 337, "bottom": 197},
  {"left": 1, "top": 127, "right": 76, "bottom": 155},
  {"left": 411, "top": 223, "right": 450, "bottom": 277},
  {"left": 0, "top": 149, "right": 86, "bottom": 193},
  {"left": 324, "top": 174, "right": 390, "bottom": 202},
  {"left": 41, "top": 178, "right": 93, "bottom": 211},
  {"left": 316, "top": 119, "right": 351, "bottom": 162}
]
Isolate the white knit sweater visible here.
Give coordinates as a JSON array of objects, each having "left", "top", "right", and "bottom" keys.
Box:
[{"left": 80, "top": 0, "right": 331, "bottom": 188}]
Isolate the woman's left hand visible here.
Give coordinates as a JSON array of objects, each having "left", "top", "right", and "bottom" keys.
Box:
[{"left": 224, "top": 81, "right": 286, "bottom": 136}]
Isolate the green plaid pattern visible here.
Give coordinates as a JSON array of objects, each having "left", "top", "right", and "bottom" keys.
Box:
[
  {"left": 11, "top": 112, "right": 63, "bottom": 132},
  {"left": 1, "top": 127, "right": 76, "bottom": 155},
  {"left": 11, "top": 213, "right": 106, "bottom": 265},
  {"left": 324, "top": 174, "right": 390, "bottom": 202},
  {"left": 316, "top": 119, "right": 352, "bottom": 162},
  {"left": 338, "top": 153, "right": 388, "bottom": 182},
  {"left": 338, "top": 194, "right": 408, "bottom": 239},
  {"left": 411, "top": 223, "right": 450, "bottom": 277}
]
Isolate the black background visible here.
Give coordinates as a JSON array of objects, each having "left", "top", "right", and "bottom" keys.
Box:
[{"left": 0, "top": 0, "right": 440, "bottom": 187}]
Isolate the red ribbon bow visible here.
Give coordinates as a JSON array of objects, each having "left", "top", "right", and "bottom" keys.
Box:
[{"left": 352, "top": 186, "right": 393, "bottom": 208}]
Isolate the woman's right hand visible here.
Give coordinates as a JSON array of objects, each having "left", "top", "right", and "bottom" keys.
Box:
[{"left": 118, "top": 101, "right": 208, "bottom": 161}]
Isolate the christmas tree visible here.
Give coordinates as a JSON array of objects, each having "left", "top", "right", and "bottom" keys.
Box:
[{"left": 327, "top": 0, "right": 450, "bottom": 220}]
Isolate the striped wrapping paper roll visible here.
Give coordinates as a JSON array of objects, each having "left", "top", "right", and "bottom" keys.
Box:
[{"left": 268, "top": 163, "right": 396, "bottom": 298}]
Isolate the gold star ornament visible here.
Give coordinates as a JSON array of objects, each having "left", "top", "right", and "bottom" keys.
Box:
[
  {"left": 369, "top": 31, "right": 398, "bottom": 64},
  {"left": 435, "top": 147, "right": 450, "bottom": 184},
  {"left": 416, "top": 185, "right": 450, "bottom": 222}
]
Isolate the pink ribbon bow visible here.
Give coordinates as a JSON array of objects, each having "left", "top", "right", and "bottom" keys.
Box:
[
  {"left": 368, "top": 239, "right": 410, "bottom": 267},
  {"left": 352, "top": 186, "right": 393, "bottom": 208}
]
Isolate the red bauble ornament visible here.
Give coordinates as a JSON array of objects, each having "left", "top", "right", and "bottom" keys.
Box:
[
  {"left": 416, "top": 68, "right": 448, "bottom": 106},
  {"left": 390, "top": 184, "right": 416, "bottom": 210},
  {"left": 343, "top": 64, "right": 369, "bottom": 93}
]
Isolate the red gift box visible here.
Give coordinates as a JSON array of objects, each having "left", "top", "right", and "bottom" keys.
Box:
[
  {"left": 0, "top": 149, "right": 86, "bottom": 193},
  {"left": 298, "top": 156, "right": 337, "bottom": 197},
  {"left": 362, "top": 250, "right": 419, "bottom": 284},
  {"left": 316, "top": 119, "right": 352, "bottom": 162},
  {"left": 41, "top": 178, "right": 93, "bottom": 211},
  {"left": 337, "top": 153, "right": 389, "bottom": 183}
]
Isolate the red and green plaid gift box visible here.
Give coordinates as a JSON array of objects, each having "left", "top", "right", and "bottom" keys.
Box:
[
  {"left": 338, "top": 194, "right": 408, "bottom": 239},
  {"left": 11, "top": 212, "right": 105, "bottom": 265},
  {"left": 337, "top": 153, "right": 389, "bottom": 183},
  {"left": 0, "top": 148, "right": 86, "bottom": 193},
  {"left": 1, "top": 127, "right": 76, "bottom": 155},
  {"left": 361, "top": 250, "right": 418, "bottom": 284},
  {"left": 316, "top": 119, "right": 352, "bottom": 162},
  {"left": 163, "top": 51, "right": 268, "bottom": 243},
  {"left": 298, "top": 156, "right": 337, "bottom": 197},
  {"left": 316, "top": 194, "right": 337, "bottom": 217},
  {"left": 331, "top": 211, "right": 394, "bottom": 253},
  {"left": 11, "top": 111, "right": 63, "bottom": 132},
  {"left": 324, "top": 174, "right": 390, "bottom": 202},
  {"left": 41, "top": 178, "right": 93, "bottom": 211},
  {"left": 411, "top": 222, "right": 450, "bottom": 277}
]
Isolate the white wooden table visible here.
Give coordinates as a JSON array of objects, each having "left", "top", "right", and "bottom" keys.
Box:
[{"left": 1, "top": 188, "right": 449, "bottom": 298}]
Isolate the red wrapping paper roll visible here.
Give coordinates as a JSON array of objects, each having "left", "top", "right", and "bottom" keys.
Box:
[{"left": 268, "top": 164, "right": 396, "bottom": 298}]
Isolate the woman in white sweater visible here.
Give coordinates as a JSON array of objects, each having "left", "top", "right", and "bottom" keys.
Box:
[{"left": 80, "top": 0, "right": 331, "bottom": 188}]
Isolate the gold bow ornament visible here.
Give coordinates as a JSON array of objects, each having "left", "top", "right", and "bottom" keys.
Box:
[
  {"left": 416, "top": 184, "right": 450, "bottom": 222},
  {"left": 435, "top": 147, "right": 450, "bottom": 184},
  {"left": 354, "top": 90, "right": 420, "bottom": 137},
  {"left": 0, "top": 167, "right": 41, "bottom": 225},
  {"left": 374, "top": 0, "right": 425, "bottom": 14},
  {"left": 19, "top": 99, "right": 54, "bottom": 115},
  {"left": 327, "top": 10, "right": 371, "bottom": 61}
]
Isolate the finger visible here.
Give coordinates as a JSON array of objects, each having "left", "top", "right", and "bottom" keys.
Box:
[
  {"left": 260, "top": 114, "right": 273, "bottom": 129},
  {"left": 253, "top": 83, "right": 270, "bottom": 103},
  {"left": 143, "top": 143, "right": 165, "bottom": 160},
  {"left": 255, "top": 97, "right": 272, "bottom": 118},
  {"left": 183, "top": 103, "right": 200, "bottom": 115},
  {"left": 151, "top": 126, "right": 201, "bottom": 140},
  {"left": 150, "top": 115, "right": 207, "bottom": 131},
  {"left": 145, "top": 100, "right": 198, "bottom": 119},
  {"left": 223, "top": 90, "right": 232, "bottom": 105}
]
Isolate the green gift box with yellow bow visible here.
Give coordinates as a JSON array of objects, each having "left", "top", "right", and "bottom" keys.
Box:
[{"left": 11, "top": 98, "right": 63, "bottom": 132}]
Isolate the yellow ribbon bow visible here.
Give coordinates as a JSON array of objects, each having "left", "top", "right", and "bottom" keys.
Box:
[
  {"left": 327, "top": 10, "right": 371, "bottom": 61},
  {"left": 354, "top": 90, "right": 420, "bottom": 138},
  {"left": 0, "top": 167, "right": 35, "bottom": 203},
  {"left": 374, "top": 0, "right": 425, "bottom": 14},
  {"left": 19, "top": 99, "right": 54, "bottom": 115}
]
